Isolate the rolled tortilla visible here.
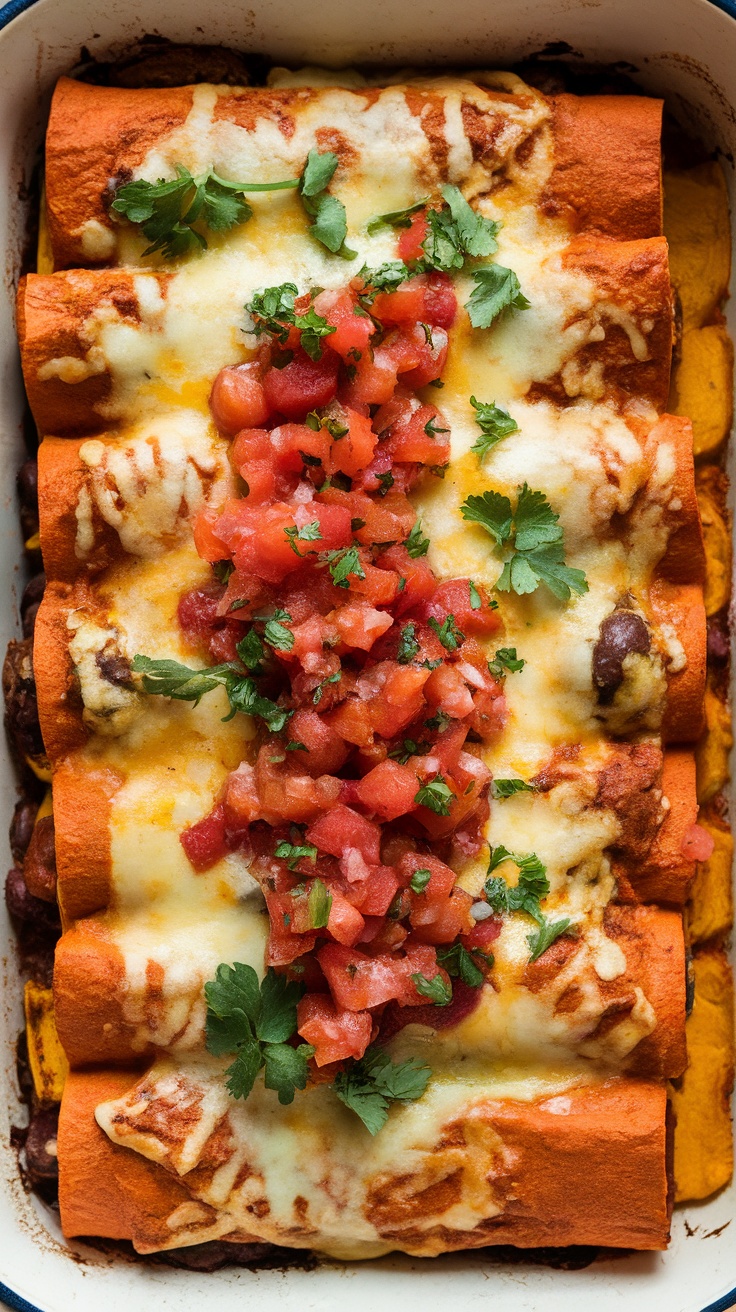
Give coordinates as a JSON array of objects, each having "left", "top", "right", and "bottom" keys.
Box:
[
  {"left": 652, "top": 580, "right": 707, "bottom": 744},
  {"left": 612, "top": 750, "right": 698, "bottom": 906},
  {"left": 58, "top": 1066, "right": 671, "bottom": 1253}
]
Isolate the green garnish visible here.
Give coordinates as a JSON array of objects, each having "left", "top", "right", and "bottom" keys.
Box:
[
  {"left": 284, "top": 521, "right": 323, "bottom": 557},
  {"left": 491, "top": 778, "right": 536, "bottom": 799},
  {"left": 246, "top": 283, "right": 336, "bottom": 361},
  {"left": 405, "top": 521, "right": 430, "bottom": 558},
  {"left": 460, "top": 483, "right": 588, "bottom": 602},
  {"left": 274, "top": 840, "right": 318, "bottom": 870},
  {"left": 205, "top": 963, "right": 314, "bottom": 1104},
  {"left": 465, "top": 264, "right": 530, "bottom": 328},
  {"left": 333, "top": 1047, "right": 432, "bottom": 1134},
  {"left": 397, "top": 622, "right": 420, "bottom": 665},
  {"left": 131, "top": 653, "right": 289, "bottom": 732},
  {"left": 414, "top": 774, "right": 454, "bottom": 816},
  {"left": 411, "top": 971, "right": 453, "bottom": 1006},
  {"left": 326, "top": 544, "right": 365, "bottom": 589},
  {"left": 299, "top": 149, "right": 356, "bottom": 257},
  {"left": 469, "top": 396, "right": 519, "bottom": 457},
  {"left": 427, "top": 613, "right": 464, "bottom": 652},
  {"left": 487, "top": 647, "right": 525, "bottom": 677}
]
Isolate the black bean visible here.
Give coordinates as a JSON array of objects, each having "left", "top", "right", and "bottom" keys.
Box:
[
  {"left": 707, "top": 613, "right": 730, "bottom": 666},
  {"left": 157, "top": 1240, "right": 316, "bottom": 1271},
  {"left": 21, "top": 572, "right": 45, "bottom": 638},
  {"left": 10, "top": 798, "right": 38, "bottom": 864},
  {"left": 23, "top": 815, "right": 57, "bottom": 902},
  {"left": 4, "top": 867, "right": 59, "bottom": 932},
  {"left": 17, "top": 459, "right": 38, "bottom": 512},
  {"left": 592, "top": 610, "right": 651, "bottom": 703},
  {"left": 3, "top": 637, "right": 45, "bottom": 760},
  {"left": 24, "top": 1105, "right": 59, "bottom": 1183}
]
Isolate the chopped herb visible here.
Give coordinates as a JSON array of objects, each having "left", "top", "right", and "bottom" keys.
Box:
[
  {"left": 428, "top": 613, "right": 465, "bottom": 652},
  {"left": 375, "top": 470, "right": 395, "bottom": 496},
  {"left": 263, "top": 609, "right": 294, "bottom": 652},
  {"left": 286, "top": 740, "right": 308, "bottom": 752},
  {"left": 414, "top": 773, "right": 454, "bottom": 816},
  {"left": 424, "top": 709, "right": 452, "bottom": 733},
  {"left": 468, "top": 579, "right": 482, "bottom": 610},
  {"left": 411, "top": 971, "right": 453, "bottom": 1006},
  {"left": 491, "top": 778, "right": 535, "bottom": 799},
  {"left": 237, "top": 628, "right": 265, "bottom": 671},
  {"left": 470, "top": 396, "right": 519, "bottom": 458},
  {"left": 485, "top": 846, "right": 549, "bottom": 923},
  {"left": 366, "top": 197, "right": 429, "bottom": 233},
  {"left": 112, "top": 165, "right": 299, "bottom": 260},
  {"left": 284, "top": 521, "right": 323, "bottom": 557},
  {"left": 406, "top": 521, "right": 430, "bottom": 558},
  {"left": 299, "top": 149, "right": 356, "bottom": 258},
  {"left": 246, "top": 283, "right": 336, "bottom": 361},
  {"left": 389, "top": 737, "right": 430, "bottom": 764},
  {"left": 527, "top": 918, "right": 573, "bottom": 962},
  {"left": 333, "top": 1046, "right": 432, "bottom": 1134},
  {"left": 205, "top": 963, "right": 314, "bottom": 1104},
  {"left": 466, "top": 264, "right": 530, "bottom": 329},
  {"left": 487, "top": 647, "right": 525, "bottom": 678},
  {"left": 409, "top": 867, "right": 432, "bottom": 893},
  {"left": 424, "top": 415, "right": 450, "bottom": 438},
  {"left": 274, "top": 840, "right": 318, "bottom": 870},
  {"left": 460, "top": 484, "right": 588, "bottom": 602},
  {"left": 131, "top": 654, "right": 290, "bottom": 732},
  {"left": 299, "top": 450, "right": 323, "bottom": 467},
  {"left": 213, "top": 559, "right": 234, "bottom": 585},
  {"left": 397, "top": 622, "right": 420, "bottom": 665},
  {"left": 436, "top": 941, "right": 492, "bottom": 986},
  {"left": 313, "top": 670, "right": 342, "bottom": 705},
  {"left": 307, "top": 878, "right": 333, "bottom": 929},
  {"left": 326, "top": 544, "right": 365, "bottom": 589},
  {"left": 357, "top": 260, "right": 412, "bottom": 297}
]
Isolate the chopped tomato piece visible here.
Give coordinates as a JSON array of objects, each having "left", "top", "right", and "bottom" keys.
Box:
[
  {"left": 338, "top": 346, "right": 399, "bottom": 408},
  {"left": 423, "top": 272, "right": 457, "bottom": 329},
  {"left": 270, "top": 422, "right": 332, "bottom": 473},
  {"left": 327, "top": 891, "right": 366, "bottom": 946},
  {"left": 317, "top": 944, "right": 414, "bottom": 1011},
  {"left": 210, "top": 362, "right": 271, "bottom": 434},
  {"left": 216, "top": 499, "right": 351, "bottom": 584},
  {"left": 350, "top": 866, "right": 400, "bottom": 916},
  {"left": 424, "top": 663, "right": 475, "bottom": 719},
  {"left": 286, "top": 710, "right": 350, "bottom": 777},
  {"left": 397, "top": 210, "right": 428, "bottom": 262},
  {"left": 462, "top": 916, "right": 502, "bottom": 953},
  {"left": 262, "top": 346, "right": 340, "bottom": 420},
  {"left": 354, "top": 759, "right": 419, "bottom": 820},
  {"left": 180, "top": 802, "right": 229, "bottom": 872},
  {"left": 313, "top": 288, "right": 375, "bottom": 362},
  {"left": 297, "top": 993, "right": 372, "bottom": 1065},
  {"left": 410, "top": 886, "right": 475, "bottom": 944},
  {"left": 224, "top": 763, "right": 262, "bottom": 824},
  {"left": 323, "top": 405, "right": 377, "bottom": 478},
  {"left": 377, "top": 395, "right": 451, "bottom": 466},
  {"left": 192, "top": 506, "right": 231, "bottom": 563},
  {"left": 325, "top": 696, "right": 374, "bottom": 748},
  {"left": 397, "top": 852, "right": 457, "bottom": 900},
  {"left": 307, "top": 804, "right": 381, "bottom": 865},
  {"left": 331, "top": 602, "right": 394, "bottom": 652},
  {"left": 376, "top": 543, "right": 437, "bottom": 615},
  {"left": 429, "top": 578, "right": 501, "bottom": 636},
  {"left": 256, "top": 748, "right": 342, "bottom": 824}
]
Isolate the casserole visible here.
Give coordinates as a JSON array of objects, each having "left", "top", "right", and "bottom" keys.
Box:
[{"left": 0, "top": 2, "right": 729, "bottom": 1312}]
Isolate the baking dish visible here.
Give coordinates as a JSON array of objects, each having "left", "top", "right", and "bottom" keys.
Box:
[{"left": 0, "top": 0, "right": 734, "bottom": 1307}]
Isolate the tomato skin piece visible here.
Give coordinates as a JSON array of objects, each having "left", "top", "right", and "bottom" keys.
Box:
[
  {"left": 230, "top": 429, "right": 279, "bottom": 503},
  {"left": 397, "top": 210, "right": 428, "bottom": 262},
  {"left": 297, "top": 993, "right": 372, "bottom": 1065},
  {"left": 262, "top": 346, "right": 340, "bottom": 420},
  {"left": 462, "top": 916, "right": 502, "bottom": 953},
  {"left": 287, "top": 709, "right": 350, "bottom": 777},
  {"left": 327, "top": 890, "right": 366, "bottom": 946},
  {"left": 180, "top": 802, "right": 229, "bottom": 872},
  {"left": 313, "top": 288, "right": 375, "bottom": 361},
  {"left": 354, "top": 759, "right": 419, "bottom": 820},
  {"left": 210, "top": 362, "right": 271, "bottom": 434},
  {"left": 429, "top": 578, "right": 502, "bottom": 636},
  {"left": 193, "top": 506, "right": 231, "bottom": 563},
  {"left": 307, "top": 804, "right": 381, "bottom": 865}
]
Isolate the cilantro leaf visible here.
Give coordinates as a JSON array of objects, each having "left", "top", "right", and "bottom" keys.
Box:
[
  {"left": 470, "top": 396, "right": 519, "bottom": 458},
  {"left": 427, "top": 613, "right": 464, "bottom": 652},
  {"left": 512, "top": 483, "right": 565, "bottom": 552},
  {"left": 326, "top": 544, "right": 365, "bottom": 588},
  {"left": 411, "top": 971, "right": 453, "bottom": 1005},
  {"left": 440, "top": 185, "right": 500, "bottom": 258},
  {"left": 527, "top": 918, "right": 573, "bottom": 962},
  {"left": 460, "top": 491, "right": 513, "bottom": 546},
  {"left": 497, "top": 543, "right": 589, "bottom": 602},
  {"left": 313, "top": 670, "right": 341, "bottom": 705},
  {"left": 397, "top": 622, "right": 420, "bottom": 665},
  {"left": 274, "top": 840, "right": 318, "bottom": 871},
  {"left": 263, "top": 609, "right": 294, "bottom": 652},
  {"left": 131, "top": 654, "right": 289, "bottom": 731},
  {"left": 436, "top": 941, "right": 489, "bottom": 986},
  {"left": 333, "top": 1047, "right": 432, "bottom": 1134},
  {"left": 406, "top": 521, "right": 430, "bottom": 558},
  {"left": 466, "top": 265, "right": 530, "bottom": 329},
  {"left": 366, "top": 197, "right": 429, "bottom": 233},
  {"left": 205, "top": 962, "right": 313, "bottom": 1106},
  {"left": 299, "top": 149, "right": 355, "bottom": 257},
  {"left": 284, "top": 521, "right": 323, "bottom": 556},
  {"left": 487, "top": 647, "right": 525, "bottom": 677},
  {"left": 262, "top": 1041, "right": 315, "bottom": 1105},
  {"left": 414, "top": 774, "right": 454, "bottom": 816},
  {"left": 112, "top": 165, "right": 299, "bottom": 260},
  {"left": 491, "top": 777, "right": 535, "bottom": 799},
  {"left": 389, "top": 737, "right": 430, "bottom": 765},
  {"left": 485, "top": 846, "right": 549, "bottom": 927},
  {"left": 410, "top": 867, "right": 432, "bottom": 893},
  {"left": 237, "top": 628, "right": 265, "bottom": 672},
  {"left": 246, "top": 283, "right": 336, "bottom": 361},
  {"left": 357, "top": 260, "right": 412, "bottom": 295}
]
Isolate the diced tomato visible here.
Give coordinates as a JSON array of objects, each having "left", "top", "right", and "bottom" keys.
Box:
[
  {"left": 286, "top": 709, "right": 350, "bottom": 777},
  {"left": 262, "top": 346, "right": 340, "bottom": 420},
  {"left": 215, "top": 499, "right": 351, "bottom": 585},
  {"left": 312, "top": 287, "right": 374, "bottom": 362},
  {"left": 230, "top": 428, "right": 279, "bottom": 503},
  {"left": 397, "top": 210, "right": 428, "bottom": 262},
  {"left": 372, "top": 280, "right": 427, "bottom": 326},
  {"left": 397, "top": 851, "right": 457, "bottom": 899},
  {"left": 270, "top": 422, "right": 331, "bottom": 474},
  {"left": 409, "top": 886, "right": 474, "bottom": 944},
  {"left": 351, "top": 866, "right": 400, "bottom": 915},
  {"left": 358, "top": 662, "right": 430, "bottom": 739},
  {"left": 324, "top": 405, "right": 377, "bottom": 478},
  {"left": 462, "top": 916, "right": 502, "bottom": 953},
  {"left": 681, "top": 823, "right": 715, "bottom": 861},
  {"left": 354, "top": 759, "right": 419, "bottom": 820},
  {"left": 177, "top": 585, "right": 221, "bottom": 641},
  {"left": 180, "top": 802, "right": 229, "bottom": 872},
  {"left": 224, "top": 763, "right": 262, "bottom": 824},
  {"left": 375, "top": 543, "right": 437, "bottom": 615},
  {"left": 394, "top": 324, "right": 449, "bottom": 390},
  {"left": 256, "top": 748, "right": 342, "bottom": 824},
  {"left": 193, "top": 506, "right": 231, "bottom": 563},
  {"left": 331, "top": 602, "right": 394, "bottom": 652},
  {"left": 327, "top": 890, "right": 366, "bottom": 946},
  {"left": 307, "top": 804, "right": 381, "bottom": 865},
  {"left": 429, "top": 578, "right": 501, "bottom": 636},
  {"left": 423, "top": 272, "right": 457, "bottom": 329},
  {"left": 378, "top": 395, "right": 451, "bottom": 467},
  {"left": 423, "top": 663, "right": 475, "bottom": 719},
  {"left": 325, "top": 696, "right": 374, "bottom": 747},
  {"left": 338, "top": 346, "right": 399, "bottom": 408},
  {"left": 318, "top": 944, "right": 412, "bottom": 1011},
  {"left": 297, "top": 993, "right": 372, "bottom": 1065},
  {"left": 267, "top": 927, "right": 318, "bottom": 967},
  {"left": 210, "top": 362, "right": 271, "bottom": 434}
]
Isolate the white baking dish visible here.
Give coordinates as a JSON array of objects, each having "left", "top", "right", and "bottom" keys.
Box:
[{"left": 0, "top": 0, "right": 734, "bottom": 1307}]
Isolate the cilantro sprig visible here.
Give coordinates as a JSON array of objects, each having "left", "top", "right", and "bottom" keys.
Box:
[
  {"left": 437, "top": 940, "right": 494, "bottom": 986},
  {"left": 406, "top": 521, "right": 430, "bottom": 558},
  {"left": 205, "top": 963, "right": 314, "bottom": 1105},
  {"left": 411, "top": 971, "right": 453, "bottom": 1006},
  {"left": 325, "top": 544, "right": 365, "bottom": 589},
  {"left": 112, "top": 165, "right": 300, "bottom": 259},
  {"left": 466, "top": 265, "right": 530, "bottom": 328},
  {"left": 470, "top": 397, "right": 519, "bottom": 458},
  {"left": 484, "top": 846, "right": 573, "bottom": 962},
  {"left": 460, "top": 483, "right": 588, "bottom": 602},
  {"left": 299, "top": 149, "right": 356, "bottom": 258},
  {"left": 333, "top": 1046, "right": 432, "bottom": 1134},
  {"left": 488, "top": 647, "right": 525, "bottom": 678},
  {"left": 491, "top": 777, "right": 536, "bottom": 799},
  {"left": 245, "top": 283, "right": 336, "bottom": 361},
  {"left": 414, "top": 774, "right": 454, "bottom": 816},
  {"left": 131, "top": 651, "right": 290, "bottom": 732}
]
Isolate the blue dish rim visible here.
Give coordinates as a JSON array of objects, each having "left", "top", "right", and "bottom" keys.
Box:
[{"left": 0, "top": 0, "right": 734, "bottom": 1307}]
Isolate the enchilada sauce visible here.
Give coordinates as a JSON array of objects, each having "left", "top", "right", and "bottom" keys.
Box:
[{"left": 179, "top": 268, "right": 505, "bottom": 1065}]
